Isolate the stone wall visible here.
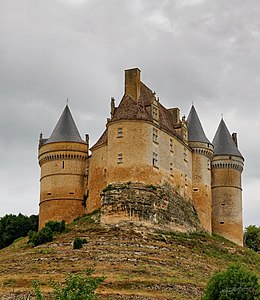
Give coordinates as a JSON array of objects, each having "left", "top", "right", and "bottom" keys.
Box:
[{"left": 101, "top": 182, "right": 201, "bottom": 232}]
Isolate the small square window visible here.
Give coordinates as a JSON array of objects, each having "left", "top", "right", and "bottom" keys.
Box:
[
  {"left": 169, "top": 139, "right": 174, "bottom": 152},
  {"left": 117, "top": 153, "right": 123, "bottom": 164},
  {"left": 117, "top": 128, "right": 123, "bottom": 138}
]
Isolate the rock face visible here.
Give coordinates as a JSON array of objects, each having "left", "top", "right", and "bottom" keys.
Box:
[{"left": 101, "top": 182, "right": 201, "bottom": 232}]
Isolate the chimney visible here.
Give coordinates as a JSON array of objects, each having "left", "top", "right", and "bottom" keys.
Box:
[
  {"left": 232, "top": 133, "right": 238, "bottom": 147},
  {"left": 125, "top": 68, "right": 141, "bottom": 101}
]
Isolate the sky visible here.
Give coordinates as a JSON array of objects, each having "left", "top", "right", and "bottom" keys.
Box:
[{"left": 0, "top": 0, "right": 259, "bottom": 227}]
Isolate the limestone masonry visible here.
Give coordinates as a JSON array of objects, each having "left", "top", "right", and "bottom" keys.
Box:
[{"left": 38, "top": 68, "right": 244, "bottom": 246}]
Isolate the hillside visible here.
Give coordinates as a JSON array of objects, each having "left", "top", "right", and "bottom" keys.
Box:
[{"left": 0, "top": 211, "right": 259, "bottom": 300}]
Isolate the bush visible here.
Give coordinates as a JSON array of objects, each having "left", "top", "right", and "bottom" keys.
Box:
[
  {"left": 202, "top": 264, "right": 260, "bottom": 300},
  {"left": 45, "top": 220, "right": 66, "bottom": 234},
  {"left": 31, "top": 270, "right": 104, "bottom": 300},
  {"left": 29, "top": 227, "right": 53, "bottom": 246},
  {"left": 244, "top": 225, "right": 260, "bottom": 252},
  {"left": 73, "top": 237, "right": 87, "bottom": 249}
]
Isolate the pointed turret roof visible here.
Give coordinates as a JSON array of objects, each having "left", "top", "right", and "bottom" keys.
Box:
[
  {"left": 212, "top": 119, "right": 242, "bottom": 157},
  {"left": 44, "top": 105, "right": 85, "bottom": 144},
  {"left": 187, "top": 105, "right": 210, "bottom": 143}
]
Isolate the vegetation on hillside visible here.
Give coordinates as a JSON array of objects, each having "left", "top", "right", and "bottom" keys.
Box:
[
  {"left": 0, "top": 213, "right": 38, "bottom": 249},
  {"left": 244, "top": 225, "right": 260, "bottom": 252},
  {"left": 202, "top": 264, "right": 260, "bottom": 299}
]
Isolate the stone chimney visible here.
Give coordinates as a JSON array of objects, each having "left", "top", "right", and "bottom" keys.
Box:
[
  {"left": 125, "top": 68, "right": 141, "bottom": 101},
  {"left": 232, "top": 133, "right": 238, "bottom": 147}
]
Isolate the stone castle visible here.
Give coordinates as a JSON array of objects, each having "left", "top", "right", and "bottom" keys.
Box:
[{"left": 38, "top": 68, "right": 244, "bottom": 246}]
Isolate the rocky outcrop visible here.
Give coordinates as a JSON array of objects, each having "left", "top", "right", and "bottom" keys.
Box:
[{"left": 101, "top": 182, "right": 201, "bottom": 232}]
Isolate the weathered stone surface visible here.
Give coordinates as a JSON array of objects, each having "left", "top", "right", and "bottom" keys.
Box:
[{"left": 101, "top": 182, "right": 201, "bottom": 232}]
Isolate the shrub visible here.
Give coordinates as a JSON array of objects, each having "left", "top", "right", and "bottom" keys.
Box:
[
  {"left": 45, "top": 220, "right": 66, "bottom": 234},
  {"left": 30, "top": 227, "right": 53, "bottom": 246},
  {"left": 244, "top": 225, "right": 260, "bottom": 252},
  {"left": 73, "top": 237, "right": 87, "bottom": 249},
  {"left": 202, "top": 264, "right": 260, "bottom": 300},
  {"left": 31, "top": 270, "right": 104, "bottom": 300}
]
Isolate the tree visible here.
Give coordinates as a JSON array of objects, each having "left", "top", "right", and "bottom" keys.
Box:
[
  {"left": 244, "top": 225, "right": 260, "bottom": 252},
  {"left": 202, "top": 264, "right": 260, "bottom": 300},
  {"left": 0, "top": 214, "right": 38, "bottom": 249}
]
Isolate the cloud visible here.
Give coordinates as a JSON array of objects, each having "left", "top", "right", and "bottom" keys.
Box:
[{"left": 0, "top": 0, "right": 259, "bottom": 227}]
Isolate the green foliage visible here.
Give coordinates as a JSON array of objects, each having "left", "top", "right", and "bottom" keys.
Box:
[
  {"left": 0, "top": 213, "right": 38, "bottom": 249},
  {"left": 28, "top": 220, "right": 66, "bottom": 247},
  {"left": 73, "top": 237, "right": 87, "bottom": 249},
  {"left": 31, "top": 270, "right": 104, "bottom": 300},
  {"left": 29, "top": 227, "right": 53, "bottom": 246},
  {"left": 202, "top": 264, "right": 260, "bottom": 300},
  {"left": 244, "top": 225, "right": 260, "bottom": 252},
  {"left": 45, "top": 220, "right": 66, "bottom": 234}
]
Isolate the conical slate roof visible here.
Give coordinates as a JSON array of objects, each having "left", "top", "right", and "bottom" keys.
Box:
[
  {"left": 45, "top": 105, "right": 85, "bottom": 144},
  {"left": 212, "top": 119, "right": 242, "bottom": 157},
  {"left": 187, "top": 105, "right": 210, "bottom": 143}
]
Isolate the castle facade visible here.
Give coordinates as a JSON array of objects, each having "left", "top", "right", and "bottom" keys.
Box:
[{"left": 38, "top": 68, "right": 244, "bottom": 246}]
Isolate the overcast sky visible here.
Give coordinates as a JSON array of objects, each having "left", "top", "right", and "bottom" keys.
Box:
[{"left": 0, "top": 0, "right": 259, "bottom": 227}]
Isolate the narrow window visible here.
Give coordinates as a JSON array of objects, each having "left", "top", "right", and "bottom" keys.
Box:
[
  {"left": 184, "top": 147, "right": 188, "bottom": 162},
  {"left": 153, "top": 128, "right": 158, "bottom": 143},
  {"left": 185, "top": 174, "right": 188, "bottom": 186},
  {"left": 220, "top": 221, "right": 225, "bottom": 224},
  {"left": 47, "top": 192, "right": 51, "bottom": 196},
  {"left": 170, "top": 139, "right": 174, "bottom": 152},
  {"left": 153, "top": 152, "right": 158, "bottom": 168},
  {"left": 117, "top": 127, "right": 123, "bottom": 138},
  {"left": 207, "top": 159, "right": 211, "bottom": 170},
  {"left": 170, "top": 162, "right": 173, "bottom": 176},
  {"left": 221, "top": 203, "right": 225, "bottom": 206},
  {"left": 117, "top": 153, "right": 123, "bottom": 164},
  {"left": 193, "top": 188, "right": 199, "bottom": 192},
  {"left": 62, "top": 161, "right": 65, "bottom": 169},
  {"left": 69, "top": 192, "right": 74, "bottom": 195}
]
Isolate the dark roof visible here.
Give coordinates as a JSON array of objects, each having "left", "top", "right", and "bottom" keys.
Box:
[
  {"left": 91, "top": 128, "right": 108, "bottom": 149},
  {"left": 212, "top": 119, "right": 243, "bottom": 157},
  {"left": 187, "top": 105, "right": 210, "bottom": 144},
  {"left": 44, "top": 105, "right": 85, "bottom": 144}
]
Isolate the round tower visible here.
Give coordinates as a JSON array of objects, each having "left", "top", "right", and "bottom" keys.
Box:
[
  {"left": 187, "top": 105, "right": 213, "bottom": 232},
  {"left": 211, "top": 119, "right": 244, "bottom": 246},
  {"left": 38, "top": 105, "right": 88, "bottom": 229}
]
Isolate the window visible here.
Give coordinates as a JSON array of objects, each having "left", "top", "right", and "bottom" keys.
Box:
[
  {"left": 153, "top": 152, "right": 158, "bottom": 168},
  {"left": 117, "top": 153, "right": 123, "bottom": 164},
  {"left": 169, "top": 139, "right": 174, "bottom": 152},
  {"left": 207, "top": 159, "right": 211, "bottom": 170},
  {"left": 47, "top": 192, "right": 51, "bottom": 195},
  {"left": 193, "top": 188, "right": 199, "bottom": 192},
  {"left": 220, "top": 221, "right": 225, "bottom": 224},
  {"left": 117, "top": 127, "right": 123, "bottom": 138},
  {"left": 62, "top": 161, "right": 65, "bottom": 169},
  {"left": 170, "top": 162, "right": 173, "bottom": 176},
  {"left": 185, "top": 174, "right": 188, "bottom": 186},
  {"left": 153, "top": 128, "right": 158, "bottom": 143},
  {"left": 184, "top": 147, "right": 188, "bottom": 162},
  {"left": 152, "top": 105, "right": 159, "bottom": 120}
]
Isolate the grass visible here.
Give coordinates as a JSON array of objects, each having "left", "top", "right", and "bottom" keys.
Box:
[{"left": 0, "top": 212, "right": 259, "bottom": 300}]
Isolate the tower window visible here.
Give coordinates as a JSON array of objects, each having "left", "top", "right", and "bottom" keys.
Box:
[
  {"left": 153, "top": 152, "right": 158, "bottom": 168},
  {"left": 47, "top": 192, "right": 51, "bottom": 195},
  {"left": 170, "top": 139, "right": 174, "bottom": 152},
  {"left": 220, "top": 221, "right": 225, "bottom": 224},
  {"left": 193, "top": 188, "right": 199, "bottom": 192},
  {"left": 221, "top": 203, "right": 225, "bottom": 206},
  {"left": 170, "top": 162, "right": 173, "bottom": 176},
  {"left": 117, "top": 128, "right": 123, "bottom": 138},
  {"left": 207, "top": 159, "right": 211, "bottom": 170},
  {"left": 153, "top": 128, "right": 158, "bottom": 143},
  {"left": 117, "top": 153, "right": 123, "bottom": 164},
  {"left": 184, "top": 148, "right": 188, "bottom": 162},
  {"left": 62, "top": 161, "right": 65, "bottom": 169},
  {"left": 69, "top": 192, "right": 74, "bottom": 195}
]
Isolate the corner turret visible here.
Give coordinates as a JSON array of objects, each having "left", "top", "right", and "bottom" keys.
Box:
[
  {"left": 38, "top": 105, "right": 88, "bottom": 229},
  {"left": 211, "top": 119, "right": 244, "bottom": 245},
  {"left": 187, "top": 105, "right": 213, "bottom": 232}
]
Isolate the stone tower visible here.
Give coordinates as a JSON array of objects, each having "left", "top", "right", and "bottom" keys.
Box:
[
  {"left": 38, "top": 105, "right": 88, "bottom": 229},
  {"left": 187, "top": 106, "right": 213, "bottom": 232},
  {"left": 211, "top": 119, "right": 244, "bottom": 246}
]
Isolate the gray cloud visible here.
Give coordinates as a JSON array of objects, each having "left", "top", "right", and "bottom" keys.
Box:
[{"left": 0, "top": 0, "right": 259, "bottom": 226}]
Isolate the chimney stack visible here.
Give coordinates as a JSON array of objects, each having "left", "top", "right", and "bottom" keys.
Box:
[{"left": 125, "top": 68, "right": 141, "bottom": 101}]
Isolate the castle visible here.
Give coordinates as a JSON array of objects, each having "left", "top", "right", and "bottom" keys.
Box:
[{"left": 38, "top": 68, "right": 244, "bottom": 246}]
